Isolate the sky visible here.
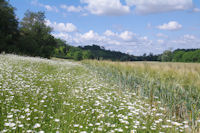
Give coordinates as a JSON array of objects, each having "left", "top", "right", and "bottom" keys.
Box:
[{"left": 10, "top": 0, "right": 200, "bottom": 55}]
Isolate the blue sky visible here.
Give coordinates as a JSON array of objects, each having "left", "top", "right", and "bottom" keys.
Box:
[{"left": 10, "top": 0, "right": 200, "bottom": 55}]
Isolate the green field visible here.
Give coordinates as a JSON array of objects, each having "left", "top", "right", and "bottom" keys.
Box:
[{"left": 0, "top": 54, "right": 200, "bottom": 132}]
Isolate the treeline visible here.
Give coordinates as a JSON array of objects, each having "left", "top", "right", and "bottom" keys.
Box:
[
  {"left": 161, "top": 49, "right": 200, "bottom": 62},
  {"left": 79, "top": 45, "right": 134, "bottom": 61},
  {"left": 53, "top": 39, "right": 93, "bottom": 60},
  {"left": 54, "top": 42, "right": 134, "bottom": 61},
  {"left": 54, "top": 43, "right": 160, "bottom": 61},
  {"left": 1, "top": 0, "right": 199, "bottom": 62},
  {"left": 57, "top": 44, "right": 200, "bottom": 62}
]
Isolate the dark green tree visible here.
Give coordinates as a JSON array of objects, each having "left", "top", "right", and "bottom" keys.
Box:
[
  {"left": 0, "top": 0, "right": 19, "bottom": 53},
  {"left": 182, "top": 52, "right": 193, "bottom": 62},
  {"left": 171, "top": 49, "right": 200, "bottom": 62},
  {"left": 74, "top": 51, "right": 83, "bottom": 61},
  {"left": 53, "top": 38, "right": 71, "bottom": 58},
  {"left": 192, "top": 50, "right": 200, "bottom": 62},
  {"left": 161, "top": 50, "right": 172, "bottom": 62},
  {"left": 82, "top": 50, "right": 93, "bottom": 59},
  {"left": 172, "top": 51, "right": 185, "bottom": 62},
  {"left": 18, "top": 10, "right": 56, "bottom": 58}
]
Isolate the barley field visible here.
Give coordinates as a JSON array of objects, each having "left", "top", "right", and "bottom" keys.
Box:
[
  {"left": 83, "top": 60, "right": 200, "bottom": 132},
  {"left": 0, "top": 54, "right": 200, "bottom": 133}
]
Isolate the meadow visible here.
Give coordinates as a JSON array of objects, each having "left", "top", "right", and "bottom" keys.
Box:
[{"left": 0, "top": 54, "right": 199, "bottom": 132}]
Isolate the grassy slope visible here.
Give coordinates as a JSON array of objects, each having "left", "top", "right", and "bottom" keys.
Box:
[{"left": 0, "top": 55, "right": 196, "bottom": 132}]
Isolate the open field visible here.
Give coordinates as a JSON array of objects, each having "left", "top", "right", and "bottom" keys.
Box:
[{"left": 0, "top": 54, "right": 200, "bottom": 132}]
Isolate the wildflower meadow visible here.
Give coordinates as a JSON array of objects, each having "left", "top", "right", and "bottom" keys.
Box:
[{"left": 0, "top": 54, "right": 199, "bottom": 132}]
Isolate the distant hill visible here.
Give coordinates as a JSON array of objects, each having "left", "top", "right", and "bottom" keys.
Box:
[
  {"left": 78, "top": 45, "right": 135, "bottom": 61},
  {"left": 54, "top": 41, "right": 200, "bottom": 63},
  {"left": 54, "top": 40, "right": 160, "bottom": 61}
]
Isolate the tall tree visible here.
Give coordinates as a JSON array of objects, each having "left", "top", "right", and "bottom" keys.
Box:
[
  {"left": 161, "top": 50, "right": 173, "bottom": 62},
  {"left": 19, "top": 10, "right": 56, "bottom": 58},
  {"left": 0, "top": 0, "right": 19, "bottom": 52}
]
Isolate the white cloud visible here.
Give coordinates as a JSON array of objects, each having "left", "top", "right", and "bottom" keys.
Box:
[
  {"left": 72, "top": 30, "right": 109, "bottom": 44},
  {"left": 52, "top": 29, "right": 156, "bottom": 55},
  {"left": 193, "top": 8, "right": 200, "bottom": 12},
  {"left": 60, "top": 4, "right": 83, "bottom": 12},
  {"left": 157, "top": 21, "right": 182, "bottom": 31},
  {"left": 44, "top": 5, "right": 53, "bottom": 11},
  {"left": 156, "top": 33, "right": 168, "bottom": 38},
  {"left": 119, "top": 31, "right": 135, "bottom": 41},
  {"left": 80, "top": 30, "right": 99, "bottom": 40},
  {"left": 157, "top": 39, "right": 164, "bottom": 44},
  {"left": 44, "top": 5, "right": 59, "bottom": 12},
  {"left": 45, "top": 20, "right": 77, "bottom": 32},
  {"left": 31, "top": 0, "right": 59, "bottom": 12},
  {"left": 45, "top": 20, "right": 51, "bottom": 26},
  {"left": 52, "top": 33, "right": 73, "bottom": 42},
  {"left": 125, "top": 0, "right": 193, "bottom": 14},
  {"left": 80, "top": 0, "right": 130, "bottom": 16},
  {"left": 169, "top": 34, "right": 200, "bottom": 49},
  {"left": 183, "top": 34, "right": 196, "bottom": 40},
  {"left": 104, "top": 30, "right": 117, "bottom": 36},
  {"left": 52, "top": 29, "right": 200, "bottom": 56}
]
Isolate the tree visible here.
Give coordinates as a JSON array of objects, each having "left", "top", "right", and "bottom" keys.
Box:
[
  {"left": 192, "top": 50, "right": 200, "bottom": 62},
  {"left": 82, "top": 50, "right": 93, "bottom": 59},
  {"left": 74, "top": 51, "right": 83, "bottom": 61},
  {"left": 0, "top": 0, "right": 19, "bottom": 53},
  {"left": 19, "top": 10, "right": 56, "bottom": 58},
  {"left": 172, "top": 51, "right": 185, "bottom": 62},
  {"left": 171, "top": 49, "right": 200, "bottom": 63},
  {"left": 53, "top": 39, "right": 71, "bottom": 58},
  {"left": 161, "top": 50, "right": 172, "bottom": 62},
  {"left": 182, "top": 51, "right": 193, "bottom": 62}
]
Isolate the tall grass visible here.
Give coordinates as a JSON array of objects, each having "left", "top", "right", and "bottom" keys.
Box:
[
  {"left": 1, "top": 54, "right": 193, "bottom": 132},
  {"left": 83, "top": 60, "right": 200, "bottom": 130}
]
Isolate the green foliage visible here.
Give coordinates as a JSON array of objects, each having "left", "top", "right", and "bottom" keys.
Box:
[
  {"left": 1, "top": 0, "right": 58, "bottom": 58},
  {"left": 161, "top": 50, "right": 173, "bottom": 62},
  {"left": 20, "top": 10, "right": 47, "bottom": 32},
  {"left": 171, "top": 49, "right": 200, "bottom": 63},
  {"left": 0, "top": 0, "right": 19, "bottom": 53},
  {"left": 82, "top": 50, "right": 93, "bottom": 59},
  {"left": 74, "top": 51, "right": 83, "bottom": 61},
  {"left": 66, "top": 47, "right": 79, "bottom": 59},
  {"left": 18, "top": 10, "right": 56, "bottom": 58},
  {"left": 80, "top": 45, "right": 161, "bottom": 61},
  {"left": 55, "top": 44, "right": 160, "bottom": 61},
  {"left": 53, "top": 39, "right": 71, "bottom": 58},
  {"left": 172, "top": 50, "right": 185, "bottom": 62},
  {"left": 80, "top": 45, "right": 134, "bottom": 61}
]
